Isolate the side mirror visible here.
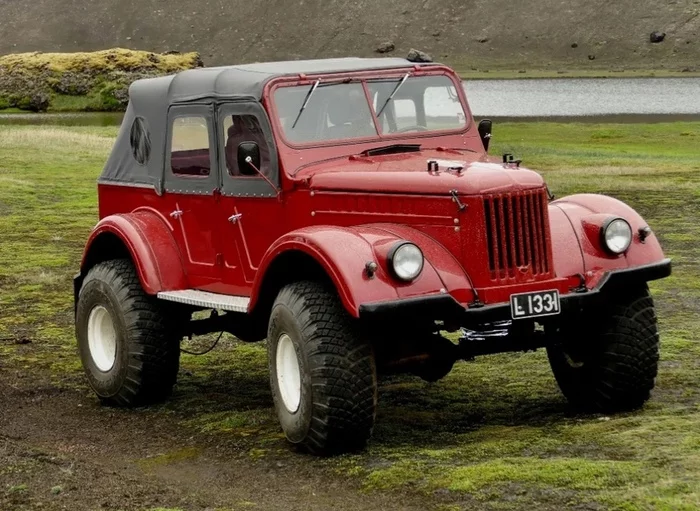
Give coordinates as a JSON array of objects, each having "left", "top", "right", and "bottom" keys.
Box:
[
  {"left": 237, "top": 142, "right": 261, "bottom": 176},
  {"left": 478, "top": 119, "right": 493, "bottom": 152}
]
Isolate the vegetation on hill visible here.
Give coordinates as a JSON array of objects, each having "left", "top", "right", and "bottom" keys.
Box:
[{"left": 0, "top": 48, "right": 202, "bottom": 112}]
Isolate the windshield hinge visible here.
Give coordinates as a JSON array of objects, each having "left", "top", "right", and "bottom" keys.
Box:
[{"left": 450, "top": 189, "right": 467, "bottom": 212}]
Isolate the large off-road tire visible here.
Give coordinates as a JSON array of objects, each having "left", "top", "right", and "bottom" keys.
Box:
[
  {"left": 547, "top": 285, "right": 659, "bottom": 413},
  {"left": 76, "top": 259, "right": 181, "bottom": 407},
  {"left": 267, "top": 281, "right": 377, "bottom": 455}
]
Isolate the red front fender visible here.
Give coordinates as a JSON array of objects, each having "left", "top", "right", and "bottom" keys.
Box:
[
  {"left": 79, "top": 209, "right": 188, "bottom": 295},
  {"left": 249, "top": 224, "right": 473, "bottom": 318},
  {"left": 549, "top": 193, "right": 666, "bottom": 288}
]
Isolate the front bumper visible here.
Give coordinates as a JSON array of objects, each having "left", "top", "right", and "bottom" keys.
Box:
[{"left": 358, "top": 258, "right": 672, "bottom": 325}]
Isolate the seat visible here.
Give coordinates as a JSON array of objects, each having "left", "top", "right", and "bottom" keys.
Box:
[
  {"left": 225, "top": 115, "right": 271, "bottom": 176},
  {"left": 324, "top": 91, "right": 375, "bottom": 140}
]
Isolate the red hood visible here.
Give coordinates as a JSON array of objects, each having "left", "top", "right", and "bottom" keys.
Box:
[{"left": 296, "top": 151, "right": 544, "bottom": 195}]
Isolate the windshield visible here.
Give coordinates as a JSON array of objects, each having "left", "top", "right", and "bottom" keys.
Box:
[{"left": 272, "top": 75, "right": 467, "bottom": 144}]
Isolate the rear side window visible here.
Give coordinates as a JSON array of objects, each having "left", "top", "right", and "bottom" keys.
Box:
[
  {"left": 170, "top": 116, "right": 210, "bottom": 177},
  {"left": 130, "top": 116, "right": 151, "bottom": 165}
]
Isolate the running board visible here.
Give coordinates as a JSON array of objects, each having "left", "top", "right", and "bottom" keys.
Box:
[{"left": 157, "top": 290, "right": 250, "bottom": 313}]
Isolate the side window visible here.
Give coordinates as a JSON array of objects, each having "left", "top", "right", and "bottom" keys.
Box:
[
  {"left": 170, "top": 116, "right": 210, "bottom": 177},
  {"left": 222, "top": 114, "right": 271, "bottom": 177},
  {"left": 130, "top": 116, "right": 151, "bottom": 165}
]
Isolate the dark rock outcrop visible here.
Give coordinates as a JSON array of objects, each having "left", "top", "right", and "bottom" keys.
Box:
[
  {"left": 650, "top": 31, "right": 666, "bottom": 43},
  {"left": 406, "top": 49, "right": 433, "bottom": 62},
  {"left": 375, "top": 41, "right": 395, "bottom": 53}
]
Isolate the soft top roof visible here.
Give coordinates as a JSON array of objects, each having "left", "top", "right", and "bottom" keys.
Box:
[
  {"left": 104, "top": 58, "right": 441, "bottom": 191},
  {"left": 129, "top": 57, "right": 440, "bottom": 104}
]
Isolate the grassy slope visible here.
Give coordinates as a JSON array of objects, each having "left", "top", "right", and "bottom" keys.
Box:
[{"left": 1, "top": 123, "right": 699, "bottom": 510}]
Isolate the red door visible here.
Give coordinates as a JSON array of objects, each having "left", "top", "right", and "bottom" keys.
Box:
[
  {"left": 163, "top": 104, "right": 222, "bottom": 289},
  {"left": 214, "top": 102, "right": 285, "bottom": 295}
]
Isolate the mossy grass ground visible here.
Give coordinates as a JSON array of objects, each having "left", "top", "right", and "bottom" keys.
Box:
[{"left": 1, "top": 122, "right": 699, "bottom": 509}]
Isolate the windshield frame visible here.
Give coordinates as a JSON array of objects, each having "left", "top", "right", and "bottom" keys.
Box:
[{"left": 264, "top": 67, "right": 472, "bottom": 150}]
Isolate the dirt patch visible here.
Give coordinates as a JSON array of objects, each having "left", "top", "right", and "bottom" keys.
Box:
[{"left": 0, "top": 370, "right": 432, "bottom": 511}]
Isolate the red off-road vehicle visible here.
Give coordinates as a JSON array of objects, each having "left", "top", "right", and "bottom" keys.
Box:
[{"left": 75, "top": 57, "right": 671, "bottom": 455}]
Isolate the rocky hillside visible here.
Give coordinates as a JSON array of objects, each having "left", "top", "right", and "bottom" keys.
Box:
[{"left": 0, "top": 0, "right": 698, "bottom": 72}]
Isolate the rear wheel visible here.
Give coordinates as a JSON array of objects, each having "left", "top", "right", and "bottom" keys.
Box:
[
  {"left": 267, "top": 281, "right": 377, "bottom": 455},
  {"left": 76, "top": 259, "right": 181, "bottom": 406},
  {"left": 547, "top": 286, "right": 659, "bottom": 412}
]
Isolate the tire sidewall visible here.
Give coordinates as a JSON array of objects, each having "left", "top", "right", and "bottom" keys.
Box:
[
  {"left": 268, "top": 302, "right": 313, "bottom": 444},
  {"left": 76, "top": 277, "right": 130, "bottom": 399}
]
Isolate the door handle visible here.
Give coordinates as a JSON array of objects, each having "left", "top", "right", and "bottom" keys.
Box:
[
  {"left": 170, "top": 209, "right": 183, "bottom": 219},
  {"left": 228, "top": 213, "right": 243, "bottom": 224}
]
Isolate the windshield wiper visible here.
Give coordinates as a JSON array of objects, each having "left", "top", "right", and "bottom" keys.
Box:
[
  {"left": 361, "top": 144, "right": 421, "bottom": 157},
  {"left": 291, "top": 79, "right": 320, "bottom": 129},
  {"left": 375, "top": 73, "right": 409, "bottom": 118}
]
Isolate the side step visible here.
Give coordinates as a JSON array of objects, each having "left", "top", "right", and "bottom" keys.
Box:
[{"left": 157, "top": 289, "right": 250, "bottom": 313}]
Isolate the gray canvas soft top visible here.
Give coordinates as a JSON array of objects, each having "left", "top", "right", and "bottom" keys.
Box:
[
  {"left": 100, "top": 57, "right": 440, "bottom": 190},
  {"left": 136, "top": 57, "right": 438, "bottom": 103}
]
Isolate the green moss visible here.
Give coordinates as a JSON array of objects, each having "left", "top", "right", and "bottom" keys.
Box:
[
  {"left": 365, "top": 461, "right": 427, "bottom": 491},
  {"left": 444, "top": 458, "right": 645, "bottom": 492},
  {"left": 138, "top": 447, "right": 201, "bottom": 470},
  {"left": 185, "top": 409, "right": 275, "bottom": 435},
  {"left": 0, "top": 48, "right": 202, "bottom": 112},
  {"left": 0, "top": 48, "right": 201, "bottom": 74}
]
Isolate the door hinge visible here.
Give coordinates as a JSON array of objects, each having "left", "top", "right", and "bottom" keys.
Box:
[{"left": 216, "top": 253, "right": 223, "bottom": 267}]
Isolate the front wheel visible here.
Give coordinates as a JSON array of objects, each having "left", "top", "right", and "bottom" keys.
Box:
[
  {"left": 547, "top": 285, "right": 659, "bottom": 412},
  {"left": 267, "top": 281, "right": 377, "bottom": 455}
]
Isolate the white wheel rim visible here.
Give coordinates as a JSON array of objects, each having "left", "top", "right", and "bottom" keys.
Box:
[
  {"left": 276, "top": 333, "right": 301, "bottom": 413},
  {"left": 87, "top": 305, "right": 117, "bottom": 372}
]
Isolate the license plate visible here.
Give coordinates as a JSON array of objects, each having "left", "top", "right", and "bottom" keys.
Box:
[{"left": 510, "top": 290, "right": 560, "bottom": 320}]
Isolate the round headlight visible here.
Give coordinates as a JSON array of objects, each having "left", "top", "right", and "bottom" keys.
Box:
[
  {"left": 602, "top": 218, "right": 632, "bottom": 254},
  {"left": 389, "top": 243, "right": 424, "bottom": 281}
]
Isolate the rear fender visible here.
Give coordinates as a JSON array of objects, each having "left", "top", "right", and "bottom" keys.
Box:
[
  {"left": 250, "top": 224, "right": 471, "bottom": 318},
  {"left": 549, "top": 193, "right": 666, "bottom": 288},
  {"left": 79, "top": 210, "right": 188, "bottom": 295}
]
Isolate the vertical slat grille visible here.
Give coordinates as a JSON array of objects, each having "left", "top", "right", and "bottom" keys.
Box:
[{"left": 483, "top": 188, "right": 551, "bottom": 281}]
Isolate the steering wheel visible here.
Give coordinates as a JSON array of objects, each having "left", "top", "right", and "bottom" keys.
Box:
[{"left": 394, "top": 125, "right": 429, "bottom": 133}]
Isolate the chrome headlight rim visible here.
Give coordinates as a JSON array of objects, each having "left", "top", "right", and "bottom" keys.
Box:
[
  {"left": 387, "top": 242, "right": 424, "bottom": 282},
  {"left": 600, "top": 217, "right": 633, "bottom": 255}
]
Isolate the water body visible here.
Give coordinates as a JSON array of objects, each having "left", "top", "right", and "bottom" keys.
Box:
[
  {"left": 0, "top": 112, "right": 124, "bottom": 126},
  {"left": 0, "top": 78, "right": 699, "bottom": 126},
  {"left": 465, "top": 78, "right": 700, "bottom": 119}
]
